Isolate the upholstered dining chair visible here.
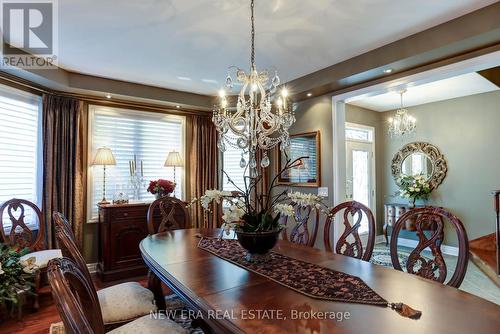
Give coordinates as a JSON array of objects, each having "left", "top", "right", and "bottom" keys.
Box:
[
  {"left": 389, "top": 206, "right": 469, "bottom": 288},
  {"left": 47, "top": 257, "right": 188, "bottom": 334},
  {"left": 324, "top": 200, "right": 376, "bottom": 261},
  {"left": 0, "top": 198, "right": 62, "bottom": 309},
  {"left": 146, "top": 197, "right": 191, "bottom": 311},
  {"left": 281, "top": 203, "right": 320, "bottom": 247},
  {"left": 52, "top": 212, "right": 159, "bottom": 327}
]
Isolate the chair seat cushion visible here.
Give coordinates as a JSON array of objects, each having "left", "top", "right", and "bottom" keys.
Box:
[
  {"left": 108, "top": 315, "right": 188, "bottom": 334},
  {"left": 98, "top": 282, "right": 157, "bottom": 324},
  {"left": 20, "top": 249, "right": 62, "bottom": 268}
]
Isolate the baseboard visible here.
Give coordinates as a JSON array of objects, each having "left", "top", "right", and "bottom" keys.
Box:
[
  {"left": 374, "top": 235, "right": 458, "bottom": 256},
  {"left": 87, "top": 263, "right": 97, "bottom": 274}
]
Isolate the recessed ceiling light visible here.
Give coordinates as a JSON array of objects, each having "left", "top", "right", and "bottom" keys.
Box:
[
  {"left": 383, "top": 68, "right": 393, "bottom": 74},
  {"left": 202, "top": 79, "right": 218, "bottom": 84},
  {"left": 176, "top": 105, "right": 180, "bottom": 108},
  {"left": 177, "top": 76, "right": 192, "bottom": 81},
  {"left": 307, "top": 93, "right": 312, "bottom": 97},
  {"left": 105, "top": 93, "right": 112, "bottom": 99}
]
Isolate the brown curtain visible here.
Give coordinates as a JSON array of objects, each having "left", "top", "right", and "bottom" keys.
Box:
[
  {"left": 42, "top": 94, "right": 86, "bottom": 248},
  {"left": 188, "top": 115, "right": 219, "bottom": 228}
]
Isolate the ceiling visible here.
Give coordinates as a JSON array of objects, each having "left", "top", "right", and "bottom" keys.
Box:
[
  {"left": 348, "top": 72, "right": 499, "bottom": 112},
  {"left": 56, "top": 0, "right": 497, "bottom": 95}
]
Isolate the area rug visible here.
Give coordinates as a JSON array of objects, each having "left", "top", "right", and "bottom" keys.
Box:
[{"left": 370, "top": 247, "right": 431, "bottom": 269}]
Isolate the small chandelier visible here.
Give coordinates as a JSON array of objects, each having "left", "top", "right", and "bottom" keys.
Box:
[
  {"left": 212, "top": 0, "right": 295, "bottom": 177},
  {"left": 388, "top": 89, "right": 416, "bottom": 138}
]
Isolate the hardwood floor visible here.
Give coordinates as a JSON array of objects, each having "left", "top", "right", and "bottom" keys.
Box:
[
  {"left": 0, "top": 275, "right": 147, "bottom": 334},
  {"left": 469, "top": 233, "right": 499, "bottom": 287}
]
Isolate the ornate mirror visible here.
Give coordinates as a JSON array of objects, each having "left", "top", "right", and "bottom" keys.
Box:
[{"left": 391, "top": 142, "right": 447, "bottom": 190}]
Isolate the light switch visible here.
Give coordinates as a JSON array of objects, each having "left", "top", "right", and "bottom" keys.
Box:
[{"left": 318, "top": 187, "right": 328, "bottom": 197}]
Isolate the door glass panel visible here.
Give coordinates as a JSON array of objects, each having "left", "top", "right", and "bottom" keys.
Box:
[{"left": 352, "top": 150, "right": 369, "bottom": 233}]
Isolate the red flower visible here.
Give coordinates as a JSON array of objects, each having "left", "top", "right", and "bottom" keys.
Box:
[
  {"left": 147, "top": 181, "right": 157, "bottom": 194},
  {"left": 147, "top": 179, "right": 175, "bottom": 195}
]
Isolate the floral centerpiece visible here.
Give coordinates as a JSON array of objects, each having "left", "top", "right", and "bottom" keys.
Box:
[
  {"left": 397, "top": 173, "right": 432, "bottom": 207},
  {"left": 0, "top": 244, "right": 38, "bottom": 319},
  {"left": 188, "top": 157, "right": 332, "bottom": 260},
  {"left": 147, "top": 179, "right": 175, "bottom": 199}
]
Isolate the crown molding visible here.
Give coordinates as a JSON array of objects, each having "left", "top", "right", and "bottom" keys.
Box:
[{"left": 1, "top": 65, "right": 216, "bottom": 111}]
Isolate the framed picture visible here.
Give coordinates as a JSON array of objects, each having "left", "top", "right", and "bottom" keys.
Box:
[{"left": 276, "top": 131, "right": 321, "bottom": 187}]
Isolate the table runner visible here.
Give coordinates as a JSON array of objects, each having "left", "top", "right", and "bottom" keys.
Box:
[{"left": 198, "top": 237, "right": 421, "bottom": 319}]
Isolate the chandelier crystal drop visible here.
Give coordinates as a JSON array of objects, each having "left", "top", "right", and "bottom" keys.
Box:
[
  {"left": 212, "top": 0, "right": 295, "bottom": 177},
  {"left": 388, "top": 89, "right": 416, "bottom": 138}
]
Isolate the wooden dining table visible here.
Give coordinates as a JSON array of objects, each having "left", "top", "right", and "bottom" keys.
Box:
[{"left": 140, "top": 228, "right": 500, "bottom": 334}]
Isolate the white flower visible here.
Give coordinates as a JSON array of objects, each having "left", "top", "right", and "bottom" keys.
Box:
[
  {"left": 20, "top": 256, "right": 38, "bottom": 274},
  {"left": 274, "top": 203, "right": 294, "bottom": 217},
  {"left": 0, "top": 262, "right": 4, "bottom": 275},
  {"left": 200, "top": 190, "right": 232, "bottom": 209},
  {"left": 222, "top": 205, "right": 245, "bottom": 223},
  {"left": 287, "top": 191, "right": 322, "bottom": 207},
  {"left": 415, "top": 187, "right": 420, "bottom": 192}
]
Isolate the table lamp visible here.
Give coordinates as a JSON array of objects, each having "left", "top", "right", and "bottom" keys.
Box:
[
  {"left": 164, "top": 150, "right": 184, "bottom": 197},
  {"left": 92, "top": 147, "right": 116, "bottom": 204}
]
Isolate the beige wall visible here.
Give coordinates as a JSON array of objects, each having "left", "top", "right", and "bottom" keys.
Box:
[
  {"left": 381, "top": 90, "right": 500, "bottom": 245},
  {"left": 271, "top": 95, "right": 333, "bottom": 249}
]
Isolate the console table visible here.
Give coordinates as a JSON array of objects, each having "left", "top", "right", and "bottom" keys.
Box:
[
  {"left": 383, "top": 203, "right": 427, "bottom": 245},
  {"left": 97, "top": 202, "right": 161, "bottom": 281}
]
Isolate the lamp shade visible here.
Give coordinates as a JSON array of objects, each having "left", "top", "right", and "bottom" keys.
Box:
[
  {"left": 92, "top": 147, "right": 116, "bottom": 166},
  {"left": 164, "top": 150, "right": 183, "bottom": 167}
]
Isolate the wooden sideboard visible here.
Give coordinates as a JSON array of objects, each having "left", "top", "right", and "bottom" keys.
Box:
[{"left": 97, "top": 202, "right": 161, "bottom": 281}]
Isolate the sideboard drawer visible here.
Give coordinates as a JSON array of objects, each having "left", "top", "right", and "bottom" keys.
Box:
[{"left": 111, "top": 207, "right": 149, "bottom": 221}]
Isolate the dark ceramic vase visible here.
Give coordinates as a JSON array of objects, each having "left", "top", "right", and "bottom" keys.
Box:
[{"left": 235, "top": 229, "right": 281, "bottom": 261}]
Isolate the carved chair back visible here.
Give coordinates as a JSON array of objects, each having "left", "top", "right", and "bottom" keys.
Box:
[
  {"left": 53, "top": 211, "right": 76, "bottom": 242},
  {"left": 0, "top": 198, "right": 45, "bottom": 252},
  {"left": 324, "top": 201, "right": 376, "bottom": 261},
  {"left": 48, "top": 257, "right": 104, "bottom": 334},
  {"left": 52, "top": 212, "right": 93, "bottom": 283},
  {"left": 147, "top": 196, "right": 190, "bottom": 235},
  {"left": 390, "top": 207, "right": 469, "bottom": 288},
  {"left": 281, "top": 203, "right": 319, "bottom": 247}
]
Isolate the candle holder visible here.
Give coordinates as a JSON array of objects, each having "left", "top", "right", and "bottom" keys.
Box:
[
  {"left": 128, "top": 156, "right": 145, "bottom": 201},
  {"left": 129, "top": 173, "right": 144, "bottom": 201}
]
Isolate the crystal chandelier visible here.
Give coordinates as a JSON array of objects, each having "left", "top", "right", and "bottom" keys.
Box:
[
  {"left": 212, "top": 0, "right": 295, "bottom": 177},
  {"left": 388, "top": 89, "right": 416, "bottom": 138}
]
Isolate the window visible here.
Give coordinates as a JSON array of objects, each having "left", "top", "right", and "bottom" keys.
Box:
[
  {"left": 0, "top": 84, "right": 42, "bottom": 229},
  {"left": 346, "top": 125, "right": 373, "bottom": 142},
  {"left": 221, "top": 140, "right": 248, "bottom": 193},
  {"left": 88, "top": 105, "right": 185, "bottom": 219}
]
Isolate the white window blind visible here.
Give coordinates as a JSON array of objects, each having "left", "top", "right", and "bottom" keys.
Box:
[
  {"left": 0, "top": 84, "right": 42, "bottom": 229},
  {"left": 89, "top": 105, "right": 185, "bottom": 219},
  {"left": 222, "top": 137, "right": 248, "bottom": 193}
]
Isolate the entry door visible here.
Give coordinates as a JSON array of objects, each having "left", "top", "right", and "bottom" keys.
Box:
[{"left": 345, "top": 127, "right": 375, "bottom": 234}]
